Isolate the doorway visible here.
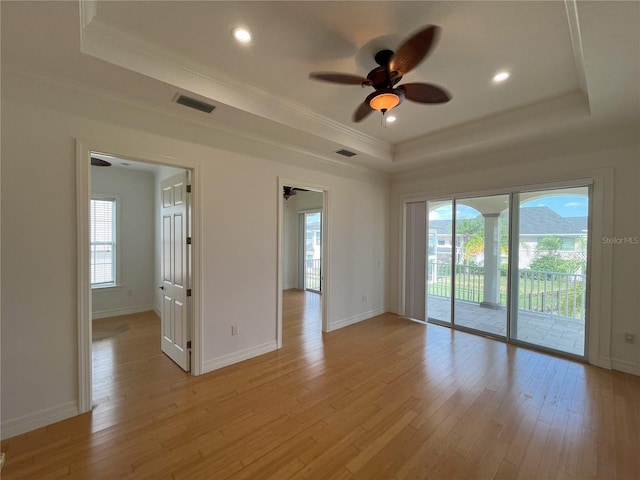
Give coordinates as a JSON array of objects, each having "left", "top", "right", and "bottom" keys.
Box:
[
  {"left": 406, "top": 184, "right": 591, "bottom": 359},
  {"left": 301, "top": 210, "right": 322, "bottom": 293},
  {"left": 278, "top": 180, "right": 328, "bottom": 347},
  {"left": 77, "top": 145, "right": 201, "bottom": 414}
]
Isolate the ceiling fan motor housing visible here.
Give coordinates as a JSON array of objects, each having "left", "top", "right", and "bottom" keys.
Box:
[
  {"left": 367, "top": 50, "right": 404, "bottom": 89},
  {"left": 367, "top": 67, "right": 386, "bottom": 89}
]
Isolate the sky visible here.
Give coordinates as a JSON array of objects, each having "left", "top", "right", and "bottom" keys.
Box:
[
  {"left": 429, "top": 195, "right": 588, "bottom": 220},
  {"left": 521, "top": 196, "right": 588, "bottom": 217}
]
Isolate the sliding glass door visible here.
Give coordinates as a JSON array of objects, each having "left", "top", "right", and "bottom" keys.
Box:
[
  {"left": 511, "top": 187, "right": 589, "bottom": 356},
  {"left": 407, "top": 183, "right": 590, "bottom": 359},
  {"left": 426, "top": 200, "right": 453, "bottom": 324},
  {"left": 303, "top": 211, "right": 322, "bottom": 292},
  {"left": 453, "top": 195, "right": 509, "bottom": 338}
]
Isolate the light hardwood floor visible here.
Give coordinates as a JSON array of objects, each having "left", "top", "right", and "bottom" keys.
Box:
[{"left": 2, "top": 290, "right": 639, "bottom": 479}]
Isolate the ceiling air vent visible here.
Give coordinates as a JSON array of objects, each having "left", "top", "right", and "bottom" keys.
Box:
[
  {"left": 175, "top": 94, "right": 216, "bottom": 114},
  {"left": 335, "top": 149, "right": 357, "bottom": 157}
]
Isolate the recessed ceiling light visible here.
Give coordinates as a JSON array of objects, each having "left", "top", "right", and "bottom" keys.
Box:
[
  {"left": 232, "top": 27, "right": 251, "bottom": 44},
  {"left": 386, "top": 115, "right": 397, "bottom": 123},
  {"left": 493, "top": 71, "right": 510, "bottom": 83}
]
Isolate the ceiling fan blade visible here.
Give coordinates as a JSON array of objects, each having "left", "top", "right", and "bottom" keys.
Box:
[
  {"left": 91, "top": 157, "right": 111, "bottom": 167},
  {"left": 389, "top": 25, "right": 440, "bottom": 77},
  {"left": 309, "top": 72, "right": 372, "bottom": 86},
  {"left": 353, "top": 101, "right": 373, "bottom": 122},
  {"left": 398, "top": 83, "right": 451, "bottom": 104}
]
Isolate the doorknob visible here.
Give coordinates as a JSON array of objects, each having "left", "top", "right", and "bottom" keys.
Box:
[{"left": 159, "top": 285, "right": 164, "bottom": 290}]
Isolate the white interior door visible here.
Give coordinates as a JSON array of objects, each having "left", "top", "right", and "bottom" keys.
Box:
[{"left": 160, "top": 172, "right": 191, "bottom": 371}]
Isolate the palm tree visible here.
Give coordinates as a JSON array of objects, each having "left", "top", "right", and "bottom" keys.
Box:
[{"left": 456, "top": 218, "right": 483, "bottom": 263}]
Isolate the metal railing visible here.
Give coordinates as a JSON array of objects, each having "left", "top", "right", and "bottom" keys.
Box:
[
  {"left": 305, "top": 258, "right": 321, "bottom": 291},
  {"left": 427, "top": 262, "right": 586, "bottom": 319}
]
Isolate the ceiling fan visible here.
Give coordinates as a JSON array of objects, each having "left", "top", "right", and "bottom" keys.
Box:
[
  {"left": 283, "top": 186, "right": 309, "bottom": 199},
  {"left": 91, "top": 157, "right": 111, "bottom": 167},
  {"left": 309, "top": 25, "right": 451, "bottom": 122}
]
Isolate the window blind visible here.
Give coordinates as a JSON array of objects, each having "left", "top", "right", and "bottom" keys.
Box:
[{"left": 91, "top": 198, "right": 116, "bottom": 286}]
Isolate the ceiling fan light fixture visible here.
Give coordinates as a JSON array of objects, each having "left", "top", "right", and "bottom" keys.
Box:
[{"left": 367, "top": 89, "right": 404, "bottom": 113}]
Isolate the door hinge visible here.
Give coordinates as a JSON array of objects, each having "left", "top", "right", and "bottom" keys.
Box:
[
  {"left": 187, "top": 236, "right": 192, "bottom": 245},
  {"left": 187, "top": 341, "right": 192, "bottom": 349},
  {"left": 186, "top": 185, "right": 192, "bottom": 193},
  {"left": 186, "top": 289, "right": 192, "bottom": 297}
]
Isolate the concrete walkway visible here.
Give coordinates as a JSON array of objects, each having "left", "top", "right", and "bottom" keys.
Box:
[{"left": 427, "top": 295, "right": 585, "bottom": 356}]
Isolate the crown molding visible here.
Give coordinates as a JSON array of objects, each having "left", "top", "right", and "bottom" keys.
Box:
[
  {"left": 79, "top": 0, "right": 97, "bottom": 30},
  {"left": 391, "top": 123, "right": 638, "bottom": 182},
  {"left": 3, "top": 64, "right": 390, "bottom": 179},
  {"left": 79, "top": 13, "right": 392, "bottom": 163},
  {"left": 564, "top": 0, "right": 589, "bottom": 95},
  {"left": 393, "top": 90, "right": 591, "bottom": 166}
]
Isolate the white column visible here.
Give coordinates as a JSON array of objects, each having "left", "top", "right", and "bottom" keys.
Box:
[{"left": 480, "top": 213, "right": 501, "bottom": 309}]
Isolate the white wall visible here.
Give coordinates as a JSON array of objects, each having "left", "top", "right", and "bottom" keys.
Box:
[
  {"left": 0, "top": 70, "right": 389, "bottom": 437},
  {"left": 283, "top": 190, "right": 323, "bottom": 289},
  {"left": 91, "top": 166, "right": 155, "bottom": 318},
  {"left": 388, "top": 128, "right": 640, "bottom": 375}
]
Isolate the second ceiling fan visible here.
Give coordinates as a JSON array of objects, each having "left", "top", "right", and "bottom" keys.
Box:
[{"left": 309, "top": 25, "right": 452, "bottom": 122}]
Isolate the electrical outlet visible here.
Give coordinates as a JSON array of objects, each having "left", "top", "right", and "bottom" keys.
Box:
[
  {"left": 127, "top": 290, "right": 133, "bottom": 297},
  {"left": 362, "top": 294, "right": 368, "bottom": 302},
  {"left": 624, "top": 333, "right": 635, "bottom": 344},
  {"left": 231, "top": 325, "right": 239, "bottom": 336}
]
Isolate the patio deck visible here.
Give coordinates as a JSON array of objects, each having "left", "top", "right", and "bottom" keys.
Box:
[{"left": 427, "top": 295, "right": 585, "bottom": 356}]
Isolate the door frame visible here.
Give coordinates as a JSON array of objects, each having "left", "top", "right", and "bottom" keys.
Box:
[
  {"left": 277, "top": 177, "right": 330, "bottom": 347},
  {"left": 76, "top": 140, "right": 203, "bottom": 414},
  {"left": 399, "top": 175, "right": 614, "bottom": 369}
]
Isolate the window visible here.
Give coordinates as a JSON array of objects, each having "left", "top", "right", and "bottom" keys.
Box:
[
  {"left": 91, "top": 196, "right": 118, "bottom": 287},
  {"left": 561, "top": 238, "right": 576, "bottom": 251},
  {"left": 409, "top": 185, "right": 590, "bottom": 359}
]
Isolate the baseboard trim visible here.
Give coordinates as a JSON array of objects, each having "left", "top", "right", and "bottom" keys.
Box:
[
  {"left": 590, "top": 354, "right": 612, "bottom": 371},
  {"left": 202, "top": 341, "right": 278, "bottom": 374},
  {"left": 1, "top": 401, "right": 78, "bottom": 440},
  {"left": 611, "top": 358, "right": 640, "bottom": 376},
  {"left": 92, "top": 304, "right": 154, "bottom": 319},
  {"left": 329, "top": 307, "right": 385, "bottom": 332},
  {"left": 387, "top": 305, "right": 401, "bottom": 315}
]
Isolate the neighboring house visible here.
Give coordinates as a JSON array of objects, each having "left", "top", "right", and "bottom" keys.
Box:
[
  {"left": 428, "top": 206, "right": 587, "bottom": 269},
  {"left": 304, "top": 216, "right": 322, "bottom": 265},
  {"left": 518, "top": 207, "right": 588, "bottom": 268}
]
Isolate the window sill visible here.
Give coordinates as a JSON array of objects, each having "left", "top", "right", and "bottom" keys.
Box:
[{"left": 92, "top": 284, "right": 121, "bottom": 293}]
